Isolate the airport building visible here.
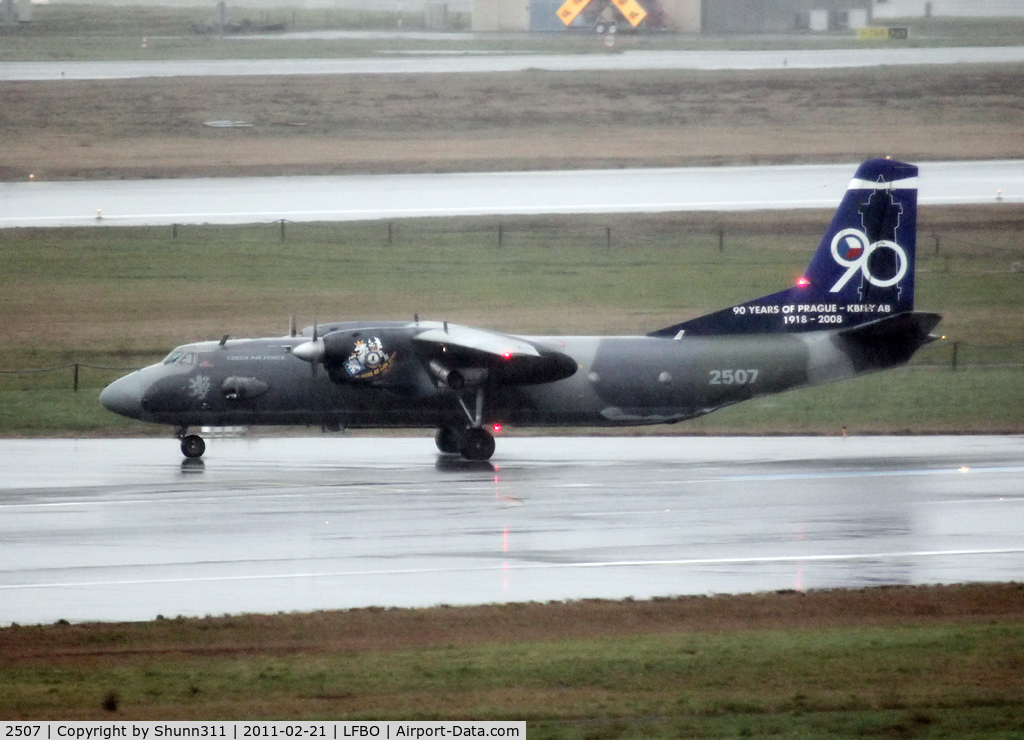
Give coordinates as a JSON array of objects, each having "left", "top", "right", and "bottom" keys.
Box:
[
  {"left": 472, "top": 0, "right": 1024, "bottom": 32},
  {"left": 473, "top": 0, "right": 875, "bottom": 33}
]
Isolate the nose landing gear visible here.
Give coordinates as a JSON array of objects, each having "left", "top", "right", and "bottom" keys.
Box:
[{"left": 177, "top": 427, "right": 206, "bottom": 459}]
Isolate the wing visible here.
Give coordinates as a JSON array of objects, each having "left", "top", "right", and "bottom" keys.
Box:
[
  {"left": 292, "top": 321, "right": 577, "bottom": 391},
  {"left": 413, "top": 322, "right": 577, "bottom": 388}
]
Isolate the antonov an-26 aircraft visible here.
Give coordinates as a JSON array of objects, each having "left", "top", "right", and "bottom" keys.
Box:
[{"left": 100, "top": 159, "right": 941, "bottom": 461}]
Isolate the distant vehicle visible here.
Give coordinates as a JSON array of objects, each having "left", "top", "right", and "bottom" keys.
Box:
[{"left": 101, "top": 159, "right": 940, "bottom": 461}]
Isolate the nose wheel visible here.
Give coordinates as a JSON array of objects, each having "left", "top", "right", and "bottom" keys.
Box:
[{"left": 178, "top": 430, "right": 206, "bottom": 459}]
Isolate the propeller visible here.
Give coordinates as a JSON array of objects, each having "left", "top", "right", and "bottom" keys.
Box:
[{"left": 292, "top": 316, "right": 324, "bottom": 377}]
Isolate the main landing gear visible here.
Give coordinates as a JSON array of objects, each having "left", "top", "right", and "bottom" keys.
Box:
[
  {"left": 435, "top": 426, "right": 495, "bottom": 461},
  {"left": 435, "top": 386, "right": 497, "bottom": 461},
  {"left": 177, "top": 427, "right": 206, "bottom": 459}
]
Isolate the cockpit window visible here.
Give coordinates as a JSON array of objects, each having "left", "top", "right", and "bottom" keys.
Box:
[{"left": 162, "top": 350, "right": 198, "bottom": 365}]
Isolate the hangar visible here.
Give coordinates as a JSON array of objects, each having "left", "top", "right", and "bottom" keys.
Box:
[{"left": 472, "top": 0, "right": 874, "bottom": 33}]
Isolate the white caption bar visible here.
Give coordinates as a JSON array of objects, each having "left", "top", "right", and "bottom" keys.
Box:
[{"left": 0, "top": 724, "right": 525, "bottom": 740}]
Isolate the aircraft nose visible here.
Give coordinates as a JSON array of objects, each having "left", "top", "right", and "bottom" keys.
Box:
[{"left": 99, "top": 373, "right": 144, "bottom": 419}]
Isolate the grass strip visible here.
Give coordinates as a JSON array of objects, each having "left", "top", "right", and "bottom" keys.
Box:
[{"left": 2, "top": 584, "right": 1023, "bottom": 736}]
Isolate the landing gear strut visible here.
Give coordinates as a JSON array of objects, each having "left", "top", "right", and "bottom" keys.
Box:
[{"left": 177, "top": 427, "right": 206, "bottom": 459}]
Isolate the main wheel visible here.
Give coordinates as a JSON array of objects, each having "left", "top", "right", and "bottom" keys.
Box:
[
  {"left": 181, "top": 434, "right": 206, "bottom": 459},
  {"left": 435, "top": 426, "right": 460, "bottom": 454},
  {"left": 460, "top": 427, "right": 495, "bottom": 461}
]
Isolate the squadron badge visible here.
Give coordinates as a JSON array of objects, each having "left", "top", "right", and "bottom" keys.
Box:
[{"left": 344, "top": 337, "right": 395, "bottom": 380}]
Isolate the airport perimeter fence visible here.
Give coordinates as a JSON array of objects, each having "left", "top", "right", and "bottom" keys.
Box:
[
  {"left": 0, "top": 362, "right": 143, "bottom": 392},
  {"left": 159, "top": 218, "right": 1024, "bottom": 259}
]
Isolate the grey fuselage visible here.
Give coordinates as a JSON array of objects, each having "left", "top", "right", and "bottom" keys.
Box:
[{"left": 100, "top": 320, "right": 891, "bottom": 431}]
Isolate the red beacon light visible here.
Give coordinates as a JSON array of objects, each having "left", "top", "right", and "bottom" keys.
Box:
[
  {"left": 795, "top": 276, "right": 811, "bottom": 287},
  {"left": 492, "top": 423, "right": 502, "bottom": 434}
]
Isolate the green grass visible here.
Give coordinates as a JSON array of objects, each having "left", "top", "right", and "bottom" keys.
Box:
[
  {"left": 1, "top": 208, "right": 1022, "bottom": 435},
  {"left": 4, "top": 585, "right": 1022, "bottom": 728},
  {"left": 3, "top": 619, "right": 1023, "bottom": 732}
]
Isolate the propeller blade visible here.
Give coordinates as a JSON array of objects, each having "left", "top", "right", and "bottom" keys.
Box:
[{"left": 311, "top": 316, "right": 319, "bottom": 377}]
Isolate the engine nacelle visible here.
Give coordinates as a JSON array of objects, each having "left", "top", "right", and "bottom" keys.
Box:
[{"left": 427, "top": 360, "right": 466, "bottom": 390}]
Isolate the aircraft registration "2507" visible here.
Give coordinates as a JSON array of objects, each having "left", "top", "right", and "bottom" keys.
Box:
[{"left": 708, "top": 369, "right": 759, "bottom": 385}]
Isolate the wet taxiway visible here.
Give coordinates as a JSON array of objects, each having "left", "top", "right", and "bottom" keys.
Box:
[{"left": 2, "top": 435, "right": 1022, "bottom": 626}]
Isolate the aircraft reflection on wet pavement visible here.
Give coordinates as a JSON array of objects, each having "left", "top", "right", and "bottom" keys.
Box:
[{"left": 101, "top": 159, "right": 940, "bottom": 461}]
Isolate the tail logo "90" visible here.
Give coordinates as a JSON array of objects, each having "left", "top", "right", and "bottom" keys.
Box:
[{"left": 829, "top": 228, "right": 908, "bottom": 293}]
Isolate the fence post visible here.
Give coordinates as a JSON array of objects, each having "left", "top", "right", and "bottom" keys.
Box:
[
  {"left": 606, "top": 227, "right": 611, "bottom": 249},
  {"left": 73, "top": 363, "right": 80, "bottom": 392},
  {"left": 951, "top": 341, "right": 959, "bottom": 371},
  {"left": 498, "top": 223, "right": 503, "bottom": 247},
  {"left": 718, "top": 228, "right": 724, "bottom": 253},
  {"left": 933, "top": 234, "right": 940, "bottom": 256},
  {"left": 388, "top": 222, "right": 393, "bottom": 245},
  {"left": 279, "top": 219, "right": 286, "bottom": 242}
]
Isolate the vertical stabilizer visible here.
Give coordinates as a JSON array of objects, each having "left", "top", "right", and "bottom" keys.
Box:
[{"left": 650, "top": 159, "right": 919, "bottom": 337}]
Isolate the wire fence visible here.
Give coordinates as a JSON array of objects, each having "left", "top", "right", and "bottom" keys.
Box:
[
  {"left": 155, "top": 218, "right": 1024, "bottom": 263},
  {"left": 0, "top": 363, "right": 141, "bottom": 391}
]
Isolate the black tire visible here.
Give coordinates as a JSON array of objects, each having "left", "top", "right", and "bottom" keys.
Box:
[
  {"left": 460, "top": 427, "right": 495, "bottom": 461},
  {"left": 435, "top": 427, "right": 460, "bottom": 454},
  {"left": 181, "top": 434, "right": 206, "bottom": 459}
]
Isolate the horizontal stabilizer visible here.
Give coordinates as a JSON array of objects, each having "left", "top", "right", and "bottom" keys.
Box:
[{"left": 837, "top": 311, "right": 942, "bottom": 372}]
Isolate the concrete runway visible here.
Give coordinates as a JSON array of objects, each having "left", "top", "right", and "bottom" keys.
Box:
[
  {"left": 2, "top": 435, "right": 1022, "bottom": 626},
  {"left": 2, "top": 160, "right": 1021, "bottom": 228}
]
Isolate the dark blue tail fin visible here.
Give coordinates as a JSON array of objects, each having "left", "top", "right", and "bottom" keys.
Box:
[{"left": 650, "top": 159, "right": 919, "bottom": 337}]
